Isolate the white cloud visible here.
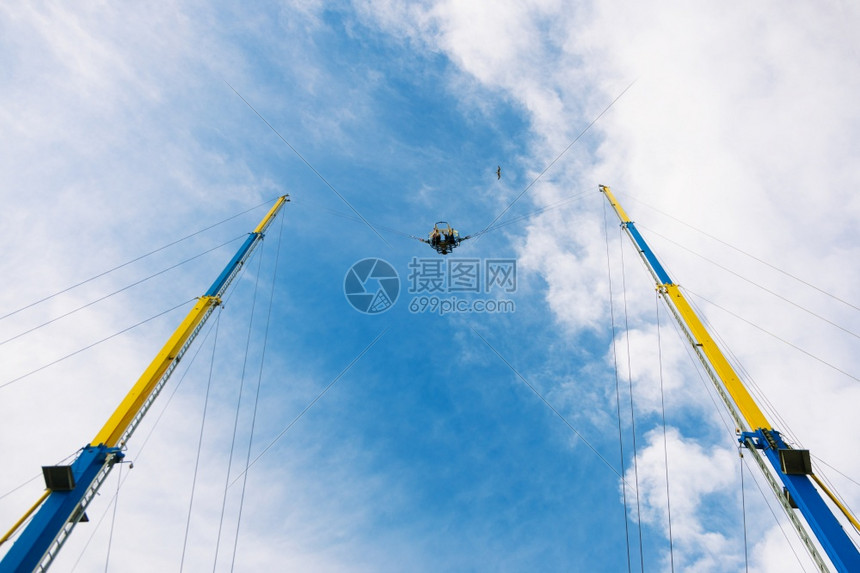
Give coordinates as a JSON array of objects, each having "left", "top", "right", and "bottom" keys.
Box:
[
  {"left": 606, "top": 323, "right": 719, "bottom": 420},
  {"left": 626, "top": 427, "right": 742, "bottom": 572}
]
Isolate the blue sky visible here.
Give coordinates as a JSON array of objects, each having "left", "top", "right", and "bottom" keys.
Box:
[{"left": 2, "top": 1, "right": 860, "bottom": 571}]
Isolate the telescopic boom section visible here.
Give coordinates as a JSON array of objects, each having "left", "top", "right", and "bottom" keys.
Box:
[
  {"left": 0, "top": 195, "right": 288, "bottom": 573},
  {"left": 93, "top": 194, "right": 288, "bottom": 449},
  {"left": 601, "top": 185, "right": 770, "bottom": 429},
  {"left": 600, "top": 185, "right": 859, "bottom": 573}
]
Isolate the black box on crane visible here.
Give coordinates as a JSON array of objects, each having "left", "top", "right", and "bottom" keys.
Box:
[
  {"left": 779, "top": 449, "right": 812, "bottom": 475},
  {"left": 42, "top": 465, "right": 75, "bottom": 491}
]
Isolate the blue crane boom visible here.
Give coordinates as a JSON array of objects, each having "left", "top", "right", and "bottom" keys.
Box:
[
  {"left": 600, "top": 185, "right": 859, "bottom": 572},
  {"left": 0, "top": 195, "right": 288, "bottom": 573}
]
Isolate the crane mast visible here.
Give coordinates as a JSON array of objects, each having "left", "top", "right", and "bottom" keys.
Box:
[
  {"left": 600, "top": 185, "right": 859, "bottom": 572},
  {"left": 0, "top": 195, "right": 288, "bottom": 572}
]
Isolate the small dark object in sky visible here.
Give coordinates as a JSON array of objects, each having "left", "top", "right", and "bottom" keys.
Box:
[{"left": 496, "top": 165, "right": 501, "bottom": 180}]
